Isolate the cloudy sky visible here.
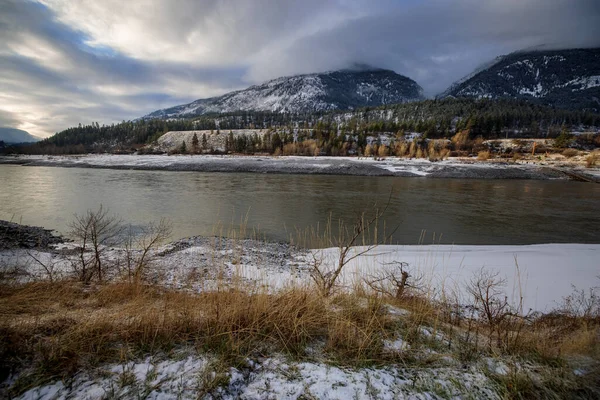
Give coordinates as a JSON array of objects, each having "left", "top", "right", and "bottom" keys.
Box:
[{"left": 1, "top": 0, "right": 599, "bottom": 138}]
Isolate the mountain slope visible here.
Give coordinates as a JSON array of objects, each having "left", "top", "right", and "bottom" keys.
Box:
[
  {"left": 0, "top": 127, "right": 40, "bottom": 143},
  {"left": 441, "top": 48, "right": 600, "bottom": 111},
  {"left": 144, "top": 67, "right": 424, "bottom": 119}
]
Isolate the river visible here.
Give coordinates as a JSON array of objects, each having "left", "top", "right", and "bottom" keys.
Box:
[{"left": 1, "top": 165, "right": 599, "bottom": 245}]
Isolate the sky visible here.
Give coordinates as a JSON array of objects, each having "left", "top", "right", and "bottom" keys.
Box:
[{"left": 1, "top": 0, "right": 599, "bottom": 138}]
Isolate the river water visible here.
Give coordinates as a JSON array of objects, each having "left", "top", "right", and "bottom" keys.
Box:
[{"left": 1, "top": 165, "right": 599, "bottom": 245}]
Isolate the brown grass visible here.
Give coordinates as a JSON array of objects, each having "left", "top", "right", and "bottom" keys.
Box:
[
  {"left": 562, "top": 148, "right": 579, "bottom": 158},
  {"left": 1, "top": 273, "right": 598, "bottom": 398},
  {"left": 0, "top": 281, "right": 407, "bottom": 394},
  {"left": 587, "top": 152, "right": 599, "bottom": 168},
  {"left": 477, "top": 150, "right": 491, "bottom": 161}
]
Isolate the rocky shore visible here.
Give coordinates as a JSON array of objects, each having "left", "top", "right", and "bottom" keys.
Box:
[{"left": 0, "top": 220, "right": 64, "bottom": 250}]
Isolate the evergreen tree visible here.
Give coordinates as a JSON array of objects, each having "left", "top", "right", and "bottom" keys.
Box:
[{"left": 191, "top": 133, "right": 199, "bottom": 153}]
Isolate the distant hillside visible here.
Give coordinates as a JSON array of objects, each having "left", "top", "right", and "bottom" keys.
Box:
[
  {"left": 14, "top": 98, "right": 600, "bottom": 155},
  {"left": 440, "top": 48, "right": 600, "bottom": 111},
  {"left": 144, "top": 67, "right": 424, "bottom": 119},
  {"left": 0, "top": 127, "right": 40, "bottom": 143}
]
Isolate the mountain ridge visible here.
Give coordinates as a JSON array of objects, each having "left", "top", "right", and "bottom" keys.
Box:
[
  {"left": 144, "top": 67, "right": 425, "bottom": 119},
  {"left": 440, "top": 48, "right": 600, "bottom": 111},
  {"left": 0, "top": 127, "right": 40, "bottom": 144}
]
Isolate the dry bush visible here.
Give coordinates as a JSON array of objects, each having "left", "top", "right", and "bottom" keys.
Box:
[
  {"left": 451, "top": 130, "right": 470, "bottom": 151},
  {"left": 587, "top": 152, "right": 599, "bottom": 168},
  {"left": 377, "top": 145, "right": 389, "bottom": 158},
  {"left": 393, "top": 142, "right": 408, "bottom": 157},
  {"left": 465, "top": 269, "right": 517, "bottom": 351},
  {"left": 304, "top": 196, "right": 397, "bottom": 297},
  {"left": 122, "top": 219, "right": 172, "bottom": 283},
  {"left": 364, "top": 261, "right": 423, "bottom": 300},
  {"left": 68, "top": 205, "right": 124, "bottom": 284},
  {"left": 477, "top": 150, "right": 491, "bottom": 161},
  {"left": 408, "top": 141, "right": 417, "bottom": 158},
  {"left": 562, "top": 148, "right": 579, "bottom": 158}
]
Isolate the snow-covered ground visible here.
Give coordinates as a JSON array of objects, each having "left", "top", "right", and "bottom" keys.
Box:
[
  {"left": 2, "top": 240, "right": 598, "bottom": 313},
  {"left": 309, "top": 244, "right": 600, "bottom": 313},
  {"left": 14, "top": 352, "right": 500, "bottom": 400},
  {"left": 2, "top": 153, "right": 592, "bottom": 180}
]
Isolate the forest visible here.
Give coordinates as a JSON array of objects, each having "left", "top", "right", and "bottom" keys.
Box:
[{"left": 5, "top": 98, "right": 600, "bottom": 155}]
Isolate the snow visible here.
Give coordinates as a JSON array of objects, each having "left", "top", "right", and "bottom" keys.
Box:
[
  {"left": 308, "top": 244, "right": 600, "bottom": 313},
  {"left": 565, "top": 75, "right": 600, "bottom": 91},
  {"left": 3, "top": 242, "right": 597, "bottom": 314},
  {"left": 519, "top": 82, "right": 544, "bottom": 97},
  {"left": 144, "top": 69, "right": 422, "bottom": 118},
  {"left": 15, "top": 354, "right": 500, "bottom": 400}
]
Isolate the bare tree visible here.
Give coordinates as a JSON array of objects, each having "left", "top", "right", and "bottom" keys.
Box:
[
  {"left": 123, "top": 219, "right": 172, "bottom": 283},
  {"left": 69, "top": 206, "right": 124, "bottom": 283},
  {"left": 309, "top": 194, "right": 398, "bottom": 297},
  {"left": 466, "top": 268, "right": 518, "bottom": 351},
  {"left": 364, "top": 261, "right": 422, "bottom": 300},
  {"left": 26, "top": 250, "right": 59, "bottom": 283}
]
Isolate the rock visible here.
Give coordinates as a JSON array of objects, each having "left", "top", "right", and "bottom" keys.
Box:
[{"left": 0, "top": 220, "right": 64, "bottom": 250}]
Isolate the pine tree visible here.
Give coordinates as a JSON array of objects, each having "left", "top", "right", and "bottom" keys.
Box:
[
  {"left": 201, "top": 133, "right": 208, "bottom": 151},
  {"left": 191, "top": 133, "right": 199, "bottom": 153},
  {"left": 180, "top": 140, "right": 187, "bottom": 154}
]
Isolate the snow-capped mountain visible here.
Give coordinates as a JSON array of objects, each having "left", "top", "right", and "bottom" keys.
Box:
[
  {"left": 144, "top": 67, "right": 424, "bottom": 119},
  {"left": 440, "top": 48, "right": 600, "bottom": 111}
]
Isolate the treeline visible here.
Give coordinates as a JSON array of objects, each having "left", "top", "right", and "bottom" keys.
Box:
[
  {"left": 6, "top": 98, "right": 600, "bottom": 155},
  {"left": 325, "top": 98, "right": 600, "bottom": 138}
]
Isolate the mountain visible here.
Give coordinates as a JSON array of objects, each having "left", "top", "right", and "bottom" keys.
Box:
[
  {"left": 0, "top": 127, "right": 40, "bottom": 144},
  {"left": 144, "top": 67, "right": 424, "bottom": 119},
  {"left": 440, "top": 48, "right": 600, "bottom": 111}
]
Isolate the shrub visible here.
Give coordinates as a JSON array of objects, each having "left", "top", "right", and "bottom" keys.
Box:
[
  {"left": 586, "top": 153, "right": 599, "bottom": 168},
  {"left": 562, "top": 148, "right": 578, "bottom": 158},
  {"left": 554, "top": 130, "right": 572, "bottom": 149},
  {"left": 477, "top": 150, "right": 491, "bottom": 161}
]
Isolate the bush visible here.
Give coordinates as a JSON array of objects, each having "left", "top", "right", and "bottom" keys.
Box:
[
  {"left": 562, "top": 148, "right": 578, "bottom": 158},
  {"left": 587, "top": 153, "right": 599, "bottom": 168},
  {"left": 554, "top": 130, "right": 572, "bottom": 149},
  {"left": 477, "top": 150, "right": 491, "bottom": 161}
]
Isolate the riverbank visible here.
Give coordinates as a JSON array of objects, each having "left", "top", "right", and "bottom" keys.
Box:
[
  {"left": 2, "top": 234, "right": 598, "bottom": 313},
  {"left": 1, "top": 225, "right": 599, "bottom": 399},
  {"left": 3, "top": 154, "right": 599, "bottom": 181}
]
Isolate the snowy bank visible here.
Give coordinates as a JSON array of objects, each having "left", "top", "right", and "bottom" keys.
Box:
[
  {"left": 2, "top": 238, "right": 598, "bottom": 313},
  {"left": 2, "top": 154, "right": 591, "bottom": 180}
]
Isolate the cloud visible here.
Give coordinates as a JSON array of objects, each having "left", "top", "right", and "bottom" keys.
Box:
[{"left": 1, "top": 0, "right": 599, "bottom": 137}]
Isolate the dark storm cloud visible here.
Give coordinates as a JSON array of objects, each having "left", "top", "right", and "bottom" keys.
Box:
[
  {"left": 247, "top": 0, "right": 600, "bottom": 94},
  {"left": 1, "top": 0, "right": 599, "bottom": 137}
]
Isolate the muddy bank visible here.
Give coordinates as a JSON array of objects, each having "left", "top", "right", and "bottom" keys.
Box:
[{"left": 3, "top": 154, "right": 598, "bottom": 181}]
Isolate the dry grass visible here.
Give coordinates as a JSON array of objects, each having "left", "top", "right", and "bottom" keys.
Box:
[
  {"left": 0, "top": 277, "right": 598, "bottom": 398},
  {"left": 562, "top": 148, "right": 579, "bottom": 158},
  {"left": 477, "top": 150, "right": 491, "bottom": 161},
  {"left": 586, "top": 152, "right": 599, "bottom": 168},
  {"left": 0, "top": 281, "right": 404, "bottom": 393}
]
